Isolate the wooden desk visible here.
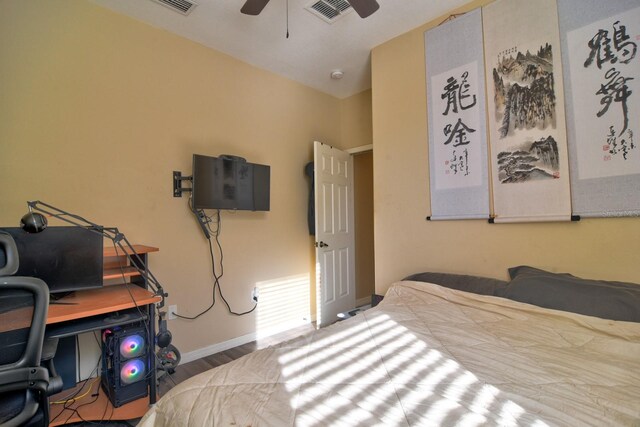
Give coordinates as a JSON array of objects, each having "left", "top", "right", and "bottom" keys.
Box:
[
  {"left": 47, "top": 285, "right": 161, "bottom": 325},
  {"left": 0, "top": 286, "right": 160, "bottom": 333},
  {"left": 46, "top": 245, "right": 160, "bottom": 426}
]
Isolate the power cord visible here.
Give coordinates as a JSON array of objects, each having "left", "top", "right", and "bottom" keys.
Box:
[
  {"left": 50, "top": 377, "right": 100, "bottom": 405},
  {"left": 173, "top": 206, "right": 257, "bottom": 320},
  {"left": 49, "top": 337, "right": 107, "bottom": 425}
]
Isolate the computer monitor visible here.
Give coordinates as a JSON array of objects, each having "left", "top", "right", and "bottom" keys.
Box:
[{"left": 0, "top": 227, "right": 103, "bottom": 295}]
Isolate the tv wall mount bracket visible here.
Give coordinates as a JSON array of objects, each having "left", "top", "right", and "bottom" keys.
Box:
[{"left": 172, "top": 171, "right": 193, "bottom": 198}]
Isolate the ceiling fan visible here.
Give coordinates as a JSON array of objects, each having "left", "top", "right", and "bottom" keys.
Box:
[{"left": 241, "top": 0, "right": 380, "bottom": 18}]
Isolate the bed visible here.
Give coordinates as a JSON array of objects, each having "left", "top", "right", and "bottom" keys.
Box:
[{"left": 140, "top": 268, "right": 640, "bottom": 426}]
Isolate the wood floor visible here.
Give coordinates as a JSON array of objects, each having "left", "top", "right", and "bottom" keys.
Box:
[{"left": 157, "top": 322, "right": 316, "bottom": 397}]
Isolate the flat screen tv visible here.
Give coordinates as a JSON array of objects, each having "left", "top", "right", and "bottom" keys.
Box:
[
  {"left": 192, "top": 154, "right": 270, "bottom": 211},
  {"left": 0, "top": 226, "right": 103, "bottom": 295}
]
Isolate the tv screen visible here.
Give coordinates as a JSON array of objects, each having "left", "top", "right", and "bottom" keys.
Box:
[
  {"left": 0, "top": 227, "right": 103, "bottom": 295},
  {"left": 192, "top": 154, "right": 270, "bottom": 211}
]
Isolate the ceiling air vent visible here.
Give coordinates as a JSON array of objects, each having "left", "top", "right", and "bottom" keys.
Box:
[
  {"left": 306, "top": 0, "right": 353, "bottom": 24},
  {"left": 149, "top": 0, "right": 197, "bottom": 16}
]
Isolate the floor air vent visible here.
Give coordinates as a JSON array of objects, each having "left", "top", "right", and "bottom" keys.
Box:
[
  {"left": 149, "top": 0, "right": 197, "bottom": 15},
  {"left": 306, "top": 0, "right": 353, "bottom": 23}
]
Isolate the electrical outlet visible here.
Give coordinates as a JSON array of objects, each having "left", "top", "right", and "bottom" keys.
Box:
[
  {"left": 168, "top": 305, "right": 178, "bottom": 320},
  {"left": 251, "top": 287, "right": 259, "bottom": 303}
]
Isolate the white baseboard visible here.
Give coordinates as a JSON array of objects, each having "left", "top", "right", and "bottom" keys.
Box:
[
  {"left": 180, "top": 332, "right": 257, "bottom": 365},
  {"left": 179, "top": 318, "right": 312, "bottom": 365}
]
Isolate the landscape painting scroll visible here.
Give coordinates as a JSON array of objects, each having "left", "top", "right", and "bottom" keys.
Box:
[
  {"left": 425, "top": 9, "right": 490, "bottom": 220},
  {"left": 483, "top": 0, "right": 572, "bottom": 223},
  {"left": 559, "top": 0, "right": 640, "bottom": 217}
]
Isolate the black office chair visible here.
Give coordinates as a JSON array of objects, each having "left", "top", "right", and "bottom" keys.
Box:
[{"left": 0, "top": 232, "right": 50, "bottom": 427}]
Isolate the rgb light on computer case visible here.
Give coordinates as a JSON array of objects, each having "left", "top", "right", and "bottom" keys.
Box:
[
  {"left": 120, "top": 333, "right": 146, "bottom": 359},
  {"left": 120, "top": 358, "right": 146, "bottom": 385},
  {"left": 102, "top": 324, "right": 149, "bottom": 407}
]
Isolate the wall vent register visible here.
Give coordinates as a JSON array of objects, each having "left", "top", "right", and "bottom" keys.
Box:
[
  {"left": 149, "top": 0, "right": 197, "bottom": 15},
  {"left": 306, "top": 0, "right": 353, "bottom": 23}
]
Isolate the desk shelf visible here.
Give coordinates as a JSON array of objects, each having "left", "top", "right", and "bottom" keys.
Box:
[
  {"left": 47, "top": 285, "right": 161, "bottom": 325},
  {"left": 102, "top": 266, "right": 140, "bottom": 281},
  {"left": 46, "top": 307, "right": 148, "bottom": 339},
  {"left": 102, "top": 244, "right": 159, "bottom": 258}
]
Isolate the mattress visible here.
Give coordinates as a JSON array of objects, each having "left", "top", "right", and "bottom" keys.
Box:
[{"left": 139, "top": 281, "right": 640, "bottom": 426}]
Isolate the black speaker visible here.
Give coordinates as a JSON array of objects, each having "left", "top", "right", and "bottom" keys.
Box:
[{"left": 101, "top": 323, "right": 150, "bottom": 407}]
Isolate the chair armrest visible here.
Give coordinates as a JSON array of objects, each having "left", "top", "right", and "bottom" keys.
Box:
[{"left": 0, "top": 367, "right": 49, "bottom": 395}]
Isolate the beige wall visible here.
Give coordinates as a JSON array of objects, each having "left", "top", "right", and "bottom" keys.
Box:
[
  {"left": 340, "top": 89, "right": 373, "bottom": 149},
  {"left": 371, "top": 0, "right": 640, "bottom": 294},
  {"left": 0, "top": 0, "right": 367, "bottom": 353}
]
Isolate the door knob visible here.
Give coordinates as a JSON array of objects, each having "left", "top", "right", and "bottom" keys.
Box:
[{"left": 315, "top": 241, "right": 329, "bottom": 248}]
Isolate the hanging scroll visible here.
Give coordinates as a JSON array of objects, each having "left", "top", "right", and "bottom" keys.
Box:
[
  {"left": 425, "top": 9, "right": 490, "bottom": 220},
  {"left": 483, "top": 0, "right": 572, "bottom": 223},
  {"left": 559, "top": 0, "right": 640, "bottom": 217}
]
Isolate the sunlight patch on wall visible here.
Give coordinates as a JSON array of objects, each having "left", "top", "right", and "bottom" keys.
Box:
[{"left": 255, "top": 273, "right": 311, "bottom": 339}]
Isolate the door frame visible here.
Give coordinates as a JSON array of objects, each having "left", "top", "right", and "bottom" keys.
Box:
[
  {"left": 346, "top": 144, "right": 373, "bottom": 155},
  {"left": 349, "top": 145, "right": 374, "bottom": 308}
]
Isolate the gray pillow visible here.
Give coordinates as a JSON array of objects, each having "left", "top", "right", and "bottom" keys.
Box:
[
  {"left": 404, "top": 272, "right": 508, "bottom": 296},
  {"left": 501, "top": 266, "right": 640, "bottom": 322}
]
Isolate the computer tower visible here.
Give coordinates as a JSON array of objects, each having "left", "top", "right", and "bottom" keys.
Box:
[{"left": 101, "top": 323, "right": 150, "bottom": 407}]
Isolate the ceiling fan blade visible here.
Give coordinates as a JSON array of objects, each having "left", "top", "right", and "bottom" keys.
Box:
[
  {"left": 241, "top": 0, "right": 271, "bottom": 15},
  {"left": 348, "top": 0, "right": 379, "bottom": 18}
]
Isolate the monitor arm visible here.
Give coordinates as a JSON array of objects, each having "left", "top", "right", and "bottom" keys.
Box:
[{"left": 24, "top": 200, "right": 168, "bottom": 308}]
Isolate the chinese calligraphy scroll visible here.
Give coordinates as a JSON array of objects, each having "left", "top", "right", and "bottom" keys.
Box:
[
  {"left": 559, "top": 0, "right": 640, "bottom": 217},
  {"left": 483, "top": 0, "right": 572, "bottom": 223},
  {"left": 425, "top": 9, "right": 490, "bottom": 220}
]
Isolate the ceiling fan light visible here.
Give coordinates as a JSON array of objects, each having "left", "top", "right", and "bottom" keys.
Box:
[
  {"left": 348, "top": 0, "right": 379, "bottom": 18},
  {"left": 241, "top": 0, "right": 271, "bottom": 15}
]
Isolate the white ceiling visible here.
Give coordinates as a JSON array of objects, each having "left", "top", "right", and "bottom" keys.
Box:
[{"left": 91, "top": 0, "right": 469, "bottom": 98}]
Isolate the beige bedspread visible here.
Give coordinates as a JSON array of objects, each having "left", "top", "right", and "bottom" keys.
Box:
[{"left": 140, "top": 281, "right": 640, "bottom": 426}]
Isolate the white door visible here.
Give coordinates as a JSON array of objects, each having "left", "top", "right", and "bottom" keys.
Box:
[{"left": 314, "top": 141, "right": 356, "bottom": 327}]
